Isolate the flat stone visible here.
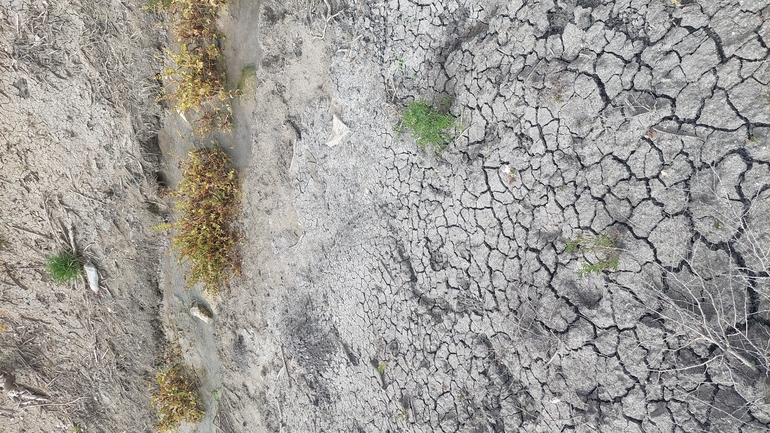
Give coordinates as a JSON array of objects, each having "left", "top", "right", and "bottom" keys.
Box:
[{"left": 190, "top": 302, "right": 214, "bottom": 324}]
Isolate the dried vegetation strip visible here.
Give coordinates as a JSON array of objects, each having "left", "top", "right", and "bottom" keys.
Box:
[
  {"left": 150, "top": 0, "right": 231, "bottom": 133},
  {"left": 171, "top": 147, "right": 240, "bottom": 296},
  {"left": 149, "top": 1, "right": 242, "bottom": 427}
]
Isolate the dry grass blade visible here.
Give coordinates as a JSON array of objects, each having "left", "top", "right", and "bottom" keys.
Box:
[{"left": 172, "top": 147, "right": 240, "bottom": 295}]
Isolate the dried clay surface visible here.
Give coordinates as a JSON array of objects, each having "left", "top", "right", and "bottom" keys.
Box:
[{"left": 4, "top": 0, "right": 770, "bottom": 433}]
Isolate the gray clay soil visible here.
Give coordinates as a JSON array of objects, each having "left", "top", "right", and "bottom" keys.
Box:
[{"left": 4, "top": 0, "right": 770, "bottom": 433}]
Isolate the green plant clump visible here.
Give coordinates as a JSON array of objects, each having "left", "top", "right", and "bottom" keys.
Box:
[
  {"left": 153, "top": 363, "right": 204, "bottom": 432},
  {"left": 565, "top": 233, "right": 619, "bottom": 277},
  {"left": 172, "top": 147, "right": 240, "bottom": 295},
  {"left": 45, "top": 251, "right": 82, "bottom": 284},
  {"left": 399, "top": 100, "right": 457, "bottom": 153},
  {"left": 151, "top": 0, "right": 231, "bottom": 134}
]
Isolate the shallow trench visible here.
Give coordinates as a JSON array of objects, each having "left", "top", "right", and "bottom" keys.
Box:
[{"left": 156, "top": 1, "right": 262, "bottom": 431}]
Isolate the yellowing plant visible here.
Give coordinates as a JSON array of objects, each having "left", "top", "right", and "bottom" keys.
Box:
[
  {"left": 153, "top": 363, "right": 204, "bottom": 432},
  {"left": 172, "top": 147, "right": 240, "bottom": 295},
  {"left": 152, "top": 0, "right": 231, "bottom": 133}
]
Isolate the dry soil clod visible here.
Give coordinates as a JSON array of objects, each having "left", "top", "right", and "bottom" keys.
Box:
[{"left": 190, "top": 302, "right": 213, "bottom": 324}]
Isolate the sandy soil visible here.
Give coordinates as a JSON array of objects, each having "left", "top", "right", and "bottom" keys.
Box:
[
  {"left": 0, "top": 0, "right": 167, "bottom": 432},
  {"left": 3, "top": 0, "right": 770, "bottom": 432}
]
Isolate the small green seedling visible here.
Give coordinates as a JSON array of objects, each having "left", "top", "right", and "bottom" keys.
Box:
[
  {"left": 398, "top": 100, "right": 457, "bottom": 154},
  {"left": 713, "top": 220, "right": 724, "bottom": 229},
  {"left": 45, "top": 251, "right": 82, "bottom": 284},
  {"left": 396, "top": 408, "right": 410, "bottom": 421},
  {"left": 376, "top": 362, "right": 387, "bottom": 375},
  {"left": 565, "top": 233, "right": 620, "bottom": 277}
]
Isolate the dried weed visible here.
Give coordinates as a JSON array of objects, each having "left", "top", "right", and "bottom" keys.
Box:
[
  {"left": 153, "top": 362, "right": 204, "bottom": 432},
  {"left": 152, "top": 0, "right": 231, "bottom": 134},
  {"left": 171, "top": 147, "right": 240, "bottom": 295}
]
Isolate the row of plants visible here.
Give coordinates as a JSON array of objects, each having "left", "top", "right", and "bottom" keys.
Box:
[
  {"left": 0, "top": 2, "right": 237, "bottom": 432},
  {"left": 146, "top": 146, "right": 240, "bottom": 432},
  {"left": 143, "top": 2, "right": 237, "bottom": 431},
  {"left": 142, "top": 144, "right": 239, "bottom": 433},
  {"left": 146, "top": 0, "right": 242, "bottom": 296}
]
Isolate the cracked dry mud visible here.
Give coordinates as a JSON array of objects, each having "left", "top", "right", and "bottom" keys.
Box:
[
  {"left": 210, "top": 1, "right": 770, "bottom": 432},
  {"left": 2, "top": 0, "right": 770, "bottom": 432}
]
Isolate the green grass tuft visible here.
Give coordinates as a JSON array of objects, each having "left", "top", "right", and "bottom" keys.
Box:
[
  {"left": 45, "top": 251, "right": 82, "bottom": 284},
  {"left": 172, "top": 147, "right": 240, "bottom": 295},
  {"left": 399, "top": 100, "right": 457, "bottom": 154}
]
